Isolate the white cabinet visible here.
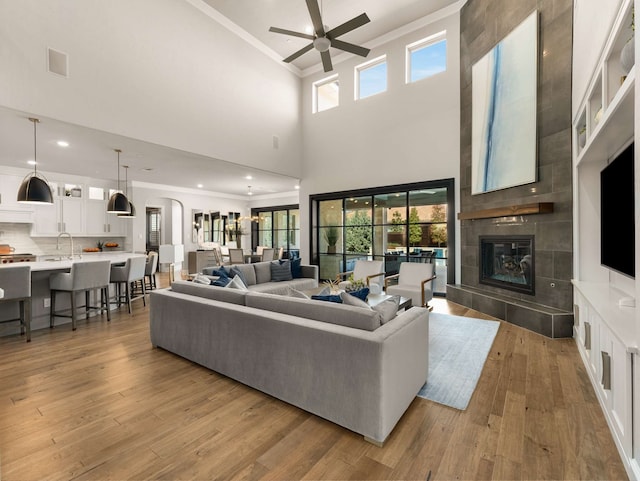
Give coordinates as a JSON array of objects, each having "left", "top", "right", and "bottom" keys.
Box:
[
  {"left": 31, "top": 197, "right": 84, "bottom": 236},
  {"left": 85, "top": 200, "right": 127, "bottom": 236},
  {"left": 0, "top": 173, "right": 34, "bottom": 223},
  {"left": 573, "top": 283, "right": 635, "bottom": 463}
]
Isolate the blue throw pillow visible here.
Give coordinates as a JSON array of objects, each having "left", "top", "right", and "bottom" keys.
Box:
[
  {"left": 271, "top": 260, "right": 293, "bottom": 281},
  {"left": 290, "top": 257, "right": 302, "bottom": 278},
  {"left": 211, "top": 266, "right": 229, "bottom": 278},
  {"left": 311, "top": 294, "right": 343, "bottom": 303},
  {"left": 211, "top": 276, "right": 230, "bottom": 287},
  {"left": 229, "top": 266, "right": 248, "bottom": 286},
  {"left": 348, "top": 287, "right": 370, "bottom": 301}
]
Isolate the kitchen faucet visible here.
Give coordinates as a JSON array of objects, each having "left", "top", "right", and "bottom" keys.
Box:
[{"left": 57, "top": 232, "right": 74, "bottom": 260}]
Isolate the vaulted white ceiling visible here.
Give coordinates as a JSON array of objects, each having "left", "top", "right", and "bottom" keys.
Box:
[
  {"left": 202, "top": 0, "right": 460, "bottom": 72},
  {"left": 0, "top": 0, "right": 461, "bottom": 197}
]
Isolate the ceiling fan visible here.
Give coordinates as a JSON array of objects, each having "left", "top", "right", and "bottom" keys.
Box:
[{"left": 269, "top": 0, "right": 371, "bottom": 72}]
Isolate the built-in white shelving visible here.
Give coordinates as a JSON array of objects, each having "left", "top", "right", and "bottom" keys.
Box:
[{"left": 572, "top": 0, "right": 638, "bottom": 478}]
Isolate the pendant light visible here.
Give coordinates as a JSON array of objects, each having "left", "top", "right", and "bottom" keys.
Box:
[
  {"left": 106, "top": 149, "right": 130, "bottom": 214},
  {"left": 17, "top": 118, "right": 54, "bottom": 204},
  {"left": 118, "top": 165, "right": 136, "bottom": 218}
]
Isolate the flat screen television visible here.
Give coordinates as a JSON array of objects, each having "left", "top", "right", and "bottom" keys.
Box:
[{"left": 601, "top": 141, "right": 635, "bottom": 278}]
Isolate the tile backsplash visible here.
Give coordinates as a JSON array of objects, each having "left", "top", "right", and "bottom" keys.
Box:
[{"left": 0, "top": 223, "right": 127, "bottom": 256}]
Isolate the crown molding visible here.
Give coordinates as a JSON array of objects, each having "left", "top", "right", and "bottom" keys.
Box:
[
  {"left": 184, "top": 0, "right": 467, "bottom": 79},
  {"left": 183, "top": 0, "right": 302, "bottom": 76}
]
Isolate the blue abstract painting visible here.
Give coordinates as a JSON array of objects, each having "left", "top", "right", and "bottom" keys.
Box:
[{"left": 471, "top": 12, "right": 538, "bottom": 195}]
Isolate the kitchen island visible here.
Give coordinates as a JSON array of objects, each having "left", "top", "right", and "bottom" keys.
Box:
[{"left": 0, "top": 252, "right": 147, "bottom": 338}]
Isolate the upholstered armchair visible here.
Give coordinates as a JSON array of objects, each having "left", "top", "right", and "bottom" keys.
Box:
[
  {"left": 384, "top": 262, "right": 436, "bottom": 309},
  {"left": 337, "top": 259, "right": 385, "bottom": 293}
]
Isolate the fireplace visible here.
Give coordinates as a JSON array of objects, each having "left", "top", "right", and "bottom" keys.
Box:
[{"left": 479, "top": 235, "right": 534, "bottom": 295}]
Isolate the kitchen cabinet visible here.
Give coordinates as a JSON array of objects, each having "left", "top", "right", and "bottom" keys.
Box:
[
  {"left": 85, "top": 199, "right": 127, "bottom": 237},
  {"left": 31, "top": 197, "right": 84, "bottom": 236},
  {"left": 0, "top": 173, "right": 35, "bottom": 223}
]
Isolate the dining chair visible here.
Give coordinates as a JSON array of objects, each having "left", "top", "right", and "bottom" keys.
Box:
[
  {"left": 50, "top": 260, "right": 112, "bottom": 330},
  {"left": 228, "top": 248, "right": 245, "bottom": 264},
  {"left": 260, "top": 247, "right": 275, "bottom": 262}
]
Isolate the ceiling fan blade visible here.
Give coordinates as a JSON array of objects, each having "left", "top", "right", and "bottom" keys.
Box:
[
  {"left": 305, "top": 0, "right": 325, "bottom": 37},
  {"left": 326, "top": 13, "right": 370, "bottom": 40},
  {"left": 330, "top": 38, "right": 370, "bottom": 57},
  {"left": 320, "top": 50, "right": 333, "bottom": 72},
  {"left": 269, "top": 26, "right": 315, "bottom": 41},
  {"left": 283, "top": 42, "right": 314, "bottom": 63}
]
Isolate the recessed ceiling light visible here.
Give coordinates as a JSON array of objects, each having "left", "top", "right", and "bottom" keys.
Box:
[
  {"left": 245, "top": 175, "right": 253, "bottom": 180},
  {"left": 197, "top": 184, "right": 203, "bottom": 188},
  {"left": 57, "top": 140, "right": 69, "bottom": 147},
  {"left": 27, "top": 160, "right": 37, "bottom": 165},
  {"left": 142, "top": 167, "right": 153, "bottom": 172},
  {"left": 294, "top": 185, "right": 300, "bottom": 190},
  {"left": 304, "top": 25, "right": 314, "bottom": 34}
]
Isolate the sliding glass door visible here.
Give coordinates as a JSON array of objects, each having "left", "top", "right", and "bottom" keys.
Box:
[{"left": 311, "top": 179, "right": 454, "bottom": 296}]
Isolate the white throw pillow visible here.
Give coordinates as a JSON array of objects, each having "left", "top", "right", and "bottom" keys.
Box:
[
  {"left": 225, "top": 274, "right": 248, "bottom": 291},
  {"left": 193, "top": 274, "right": 212, "bottom": 285}
]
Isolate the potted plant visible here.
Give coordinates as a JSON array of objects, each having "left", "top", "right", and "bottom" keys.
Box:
[{"left": 324, "top": 226, "right": 339, "bottom": 254}]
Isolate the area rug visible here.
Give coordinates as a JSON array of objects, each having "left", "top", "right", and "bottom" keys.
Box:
[{"left": 417, "top": 313, "right": 500, "bottom": 410}]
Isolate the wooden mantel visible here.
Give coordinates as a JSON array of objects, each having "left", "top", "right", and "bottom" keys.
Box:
[{"left": 457, "top": 202, "right": 554, "bottom": 220}]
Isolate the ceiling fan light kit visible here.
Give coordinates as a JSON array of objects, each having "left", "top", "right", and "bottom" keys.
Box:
[
  {"left": 17, "top": 118, "right": 55, "bottom": 205},
  {"left": 269, "top": 0, "right": 371, "bottom": 72}
]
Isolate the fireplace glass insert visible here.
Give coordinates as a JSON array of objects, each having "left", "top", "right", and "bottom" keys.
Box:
[{"left": 479, "top": 235, "right": 534, "bottom": 295}]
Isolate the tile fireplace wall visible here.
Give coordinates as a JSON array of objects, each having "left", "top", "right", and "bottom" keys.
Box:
[{"left": 448, "top": 0, "right": 574, "bottom": 338}]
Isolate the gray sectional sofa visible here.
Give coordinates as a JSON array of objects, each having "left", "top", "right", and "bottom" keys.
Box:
[
  {"left": 149, "top": 267, "right": 429, "bottom": 444},
  {"left": 201, "top": 260, "right": 318, "bottom": 295}
]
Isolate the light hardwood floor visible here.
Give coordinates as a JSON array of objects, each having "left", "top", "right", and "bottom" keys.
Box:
[{"left": 0, "top": 273, "right": 629, "bottom": 480}]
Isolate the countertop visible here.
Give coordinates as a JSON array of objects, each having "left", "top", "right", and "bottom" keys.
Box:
[{"left": 0, "top": 252, "right": 147, "bottom": 272}]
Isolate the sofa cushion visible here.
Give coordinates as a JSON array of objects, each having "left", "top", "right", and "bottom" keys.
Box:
[
  {"left": 287, "top": 286, "right": 311, "bottom": 299},
  {"left": 270, "top": 260, "right": 293, "bottom": 281},
  {"left": 339, "top": 291, "right": 400, "bottom": 324},
  {"left": 229, "top": 266, "right": 249, "bottom": 287},
  {"left": 170, "top": 280, "right": 246, "bottom": 305},
  {"left": 192, "top": 274, "right": 212, "bottom": 285},
  {"left": 226, "top": 274, "right": 248, "bottom": 291},
  {"left": 245, "top": 291, "right": 381, "bottom": 331},
  {"left": 311, "top": 294, "right": 342, "bottom": 303},
  {"left": 253, "top": 261, "right": 272, "bottom": 284},
  {"left": 211, "top": 276, "right": 231, "bottom": 287},
  {"left": 340, "top": 290, "right": 369, "bottom": 308},
  {"left": 374, "top": 296, "right": 400, "bottom": 324},
  {"left": 228, "top": 263, "right": 257, "bottom": 286},
  {"left": 291, "top": 257, "right": 302, "bottom": 278}
]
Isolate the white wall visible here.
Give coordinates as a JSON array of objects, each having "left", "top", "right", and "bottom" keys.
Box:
[
  {"left": 298, "top": 11, "right": 461, "bottom": 267},
  {"left": 131, "top": 182, "right": 251, "bottom": 254},
  {"left": 572, "top": 0, "right": 624, "bottom": 118},
  {"left": 0, "top": 0, "right": 302, "bottom": 177}
]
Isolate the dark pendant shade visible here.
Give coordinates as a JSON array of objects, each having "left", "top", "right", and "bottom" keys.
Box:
[
  {"left": 17, "top": 173, "right": 54, "bottom": 204},
  {"left": 118, "top": 201, "right": 136, "bottom": 218},
  {"left": 107, "top": 192, "right": 131, "bottom": 214}
]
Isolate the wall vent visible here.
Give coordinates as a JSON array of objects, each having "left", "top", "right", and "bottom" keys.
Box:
[{"left": 47, "top": 48, "right": 68, "bottom": 77}]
